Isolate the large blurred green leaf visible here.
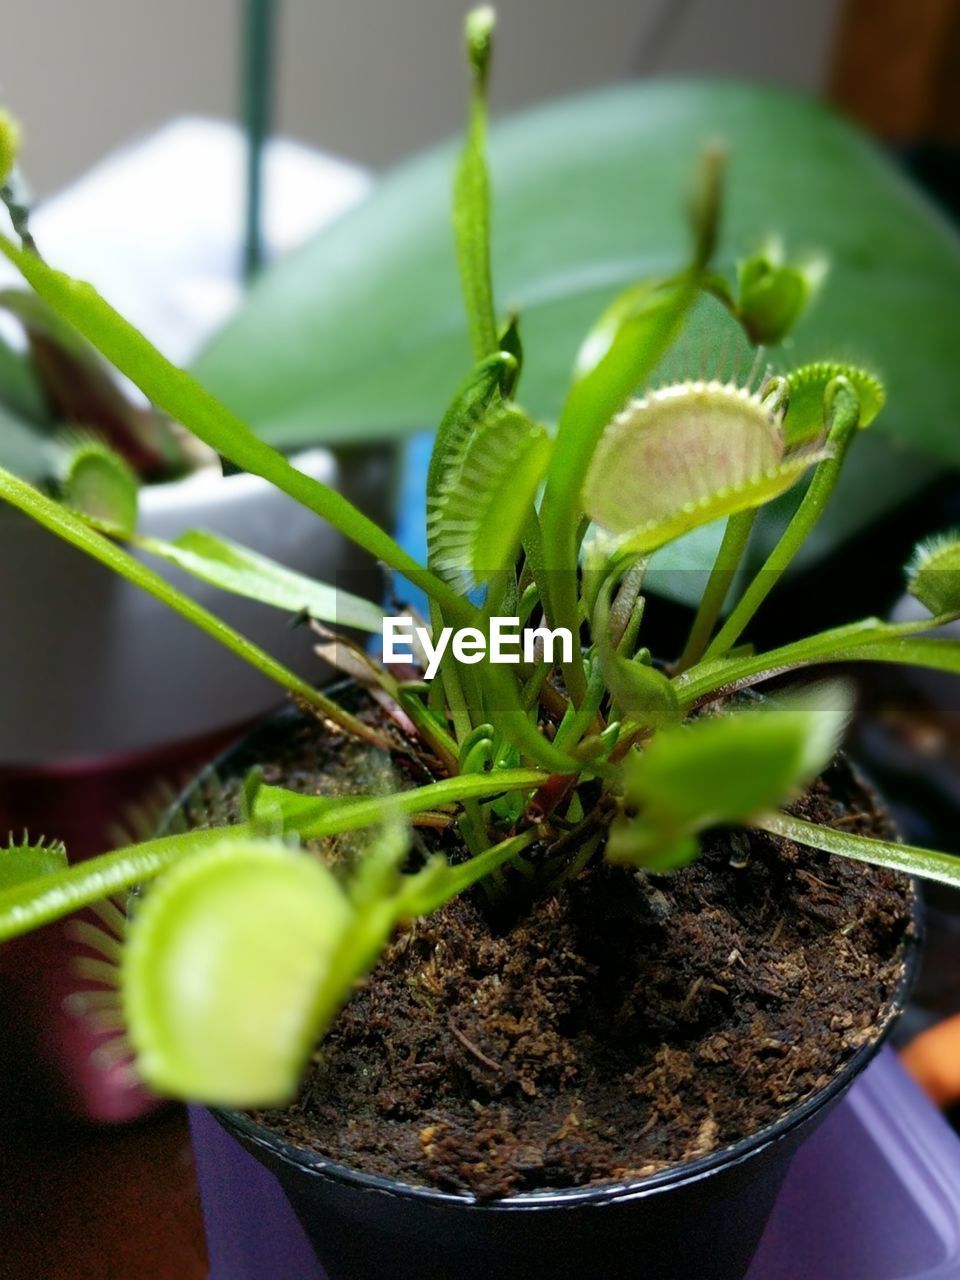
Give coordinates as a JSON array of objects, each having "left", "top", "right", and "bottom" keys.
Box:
[
  {"left": 196, "top": 80, "right": 960, "bottom": 450},
  {"left": 193, "top": 81, "right": 959, "bottom": 599}
]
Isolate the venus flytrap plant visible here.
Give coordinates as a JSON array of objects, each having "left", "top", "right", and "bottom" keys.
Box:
[{"left": 0, "top": 7, "right": 959, "bottom": 1108}]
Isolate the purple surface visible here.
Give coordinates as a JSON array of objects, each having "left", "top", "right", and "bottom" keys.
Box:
[
  {"left": 748, "top": 1049, "right": 960, "bottom": 1279},
  {"left": 189, "top": 1107, "right": 325, "bottom": 1280},
  {"left": 190, "top": 1049, "right": 960, "bottom": 1280}
]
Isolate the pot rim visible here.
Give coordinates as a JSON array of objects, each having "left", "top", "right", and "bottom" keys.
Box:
[
  {"left": 137, "top": 447, "right": 334, "bottom": 516},
  {"left": 170, "top": 696, "right": 922, "bottom": 1212}
]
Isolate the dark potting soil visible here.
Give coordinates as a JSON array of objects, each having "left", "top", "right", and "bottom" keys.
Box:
[{"left": 201, "top": 701, "right": 915, "bottom": 1200}]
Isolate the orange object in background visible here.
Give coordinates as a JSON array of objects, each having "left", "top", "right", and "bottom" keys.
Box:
[{"left": 901, "top": 1015, "right": 960, "bottom": 1108}]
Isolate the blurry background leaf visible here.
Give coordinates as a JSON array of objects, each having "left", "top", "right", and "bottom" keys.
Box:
[
  {"left": 195, "top": 80, "right": 960, "bottom": 460},
  {"left": 0, "top": 401, "right": 57, "bottom": 483},
  {"left": 193, "top": 81, "right": 959, "bottom": 600},
  {"left": 0, "top": 328, "right": 47, "bottom": 425}
]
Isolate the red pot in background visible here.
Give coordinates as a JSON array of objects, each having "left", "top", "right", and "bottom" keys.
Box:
[{"left": 0, "top": 726, "right": 240, "bottom": 1123}]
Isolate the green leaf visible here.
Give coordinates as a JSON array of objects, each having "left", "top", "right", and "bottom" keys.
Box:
[
  {"left": 427, "top": 403, "right": 551, "bottom": 586},
  {"left": 59, "top": 437, "right": 139, "bottom": 537},
  {"left": 122, "top": 839, "right": 352, "bottom": 1104},
  {"left": 253, "top": 768, "right": 548, "bottom": 840},
  {"left": 585, "top": 380, "right": 782, "bottom": 529},
  {"left": 0, "top": 825, "right": 236, "bottom": 942},
  {"left": 734, "top": 239, "right": 827, "bottom": 345},
  {"left": 583, "top": 378, "right": 825, "bottom": 555},
  {"left": 606, "top": 827, "right": 700, "bottom": 874},
  {"left": 754, "top": 810, "right": 960, "bottom": 891},
  {"left": 426, "top": 351, "right": 515, "bottom": 505},
  {"left": 835, "top": 635, "right": 960, "bottom": 673},
  {"left": 677, "top": 616, "right": 960, "bottom": 708},
  {"left": 121, "top": 822, "right": 542, "bottom": 1106},
  {"left": 703, "top": 376, "right": 862, "bottom": 658},
  {"left": 542, "top": 264, "right": 702, "bottom": 688},
  {"left": 906, "top": 533, "right": 960, "bottom": 617},
  {"left": 193, "top": 80, "right": 960, "bottom": 575},
  {"left": 0, "top": 834, "right": 67, "bottom": 891},
  {"left": 783, "top": 361, "right": 885, "bottom": 446},
  {"left": 593, "top": 577, "right": 679, "bottom": 729},
  {"left": 604, "top": 653, "right": 681, "bottom": 732},
  {"left": 137, "top": 528, "right": 384, "bottom": 633},
  {"left": 608, "top": 684, "right": 851, "bottom": 867},
  {"left": 396, "top": 828, "right": 537, "bottom": 917},
  {"left": 630, "top": 687, "right": 849, "bottom": 823}
]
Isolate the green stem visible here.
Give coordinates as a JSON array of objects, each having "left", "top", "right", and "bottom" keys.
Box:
[
  {"left": 429, "top": 600, "right": 472, "bottom": 744},
  {"left": 540, "top": 278, "right": 700, "bottom": 705},
  {"left": 458, "top": 802, "right": 492, "bottom": 857},
  {"left": 400, "top": 698, "right": 460, "bottom": 775},
  {"left": 676, "top": 614, "right": 960, "bottom": 709},
  {"left": 554, "top": 658, "right": 606, "bottom": 752},
  {"left": 520, "top": 661, "right": 551, "bottom": 712},
  {"left": 478, "top": 661, "right": 581, "bottom": 771},
  {"left": 676, "top": 509, "right": 756, "bottom": 672},
  {"left": 753, "top": 811, "right": 960, "bottom": 890},
  {"left": 705, "top": 379, "right": 860, "bottom": 659},
  {"left": 399, "top": 829, "right": 539, "bottom": 917},
  {"left": 260, "top": 768, "right": 549, "bottom": 839},
  {"left": 454, "top": 7, "right": 498, "bottom": 360}
]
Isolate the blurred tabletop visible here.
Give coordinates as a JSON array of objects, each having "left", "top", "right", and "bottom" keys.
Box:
[{"left": 0, "top": 1105, "right": 206, "bottom": 1280}]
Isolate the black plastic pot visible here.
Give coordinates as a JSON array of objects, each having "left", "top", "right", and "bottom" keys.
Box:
[{"left": 168, "top": 700, "right": 920, "bottom": 1280}]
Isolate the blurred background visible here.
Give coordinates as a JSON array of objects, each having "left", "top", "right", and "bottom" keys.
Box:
[
  {"left": 6, "top": 0, "right": 844, "bottom": 194},
  {"left": 1, "top": 1, "right": 959, "bottom": 1277},
  {"left": 4, "top": 0, "right": 957, "bottom": 204}
]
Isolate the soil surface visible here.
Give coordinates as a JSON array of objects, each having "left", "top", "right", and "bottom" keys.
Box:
[{"left": 197, "top": 700, "right": 915, "bottom": 1199}]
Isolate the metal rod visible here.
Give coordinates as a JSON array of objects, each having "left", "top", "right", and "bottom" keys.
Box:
[{"left": 241, "top": 0, "right": 278, "bottom": 281}]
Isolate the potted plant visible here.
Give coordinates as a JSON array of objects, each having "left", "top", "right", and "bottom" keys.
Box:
[{"left": 1, "top": 11, "right": 959, "bottom": 1277}]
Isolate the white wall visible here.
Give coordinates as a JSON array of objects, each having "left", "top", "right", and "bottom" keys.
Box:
[{"left": 3, "top": 0, "right": 840, "bottom": 196}]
